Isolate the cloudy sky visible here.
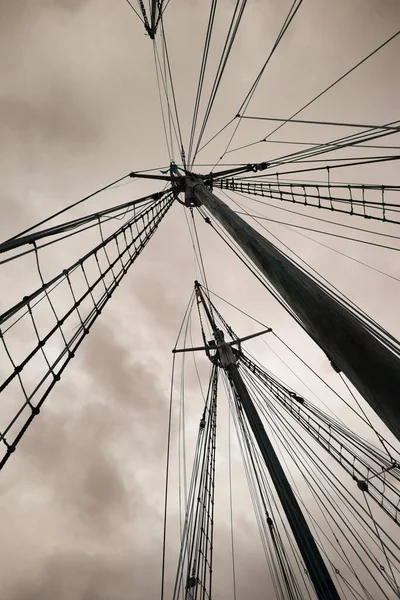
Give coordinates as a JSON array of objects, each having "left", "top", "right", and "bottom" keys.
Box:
[{"left": 0, "top": 1, "right": 400, "bottom": 598}]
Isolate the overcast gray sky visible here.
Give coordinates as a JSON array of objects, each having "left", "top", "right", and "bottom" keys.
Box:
[{"left": 0, "top": 1, "right": 400, "bottom": 598}]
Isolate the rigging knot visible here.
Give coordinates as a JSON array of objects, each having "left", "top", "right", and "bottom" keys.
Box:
[{"left": 354, "top": 478, "right": 368, "bottom": 492}]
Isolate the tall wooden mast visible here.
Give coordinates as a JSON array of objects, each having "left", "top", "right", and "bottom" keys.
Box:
[
  {"left": 194, "top": 282, "right": 341, "bottom": 600},
  {"left": 185, "top": 176, "right": 400, "bottom": 443}
]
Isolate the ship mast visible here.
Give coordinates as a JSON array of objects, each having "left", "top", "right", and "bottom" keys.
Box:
[
  {"left": 182, "top": 175, "right": 400, "bottom": 443},
  {"left": 192, "top": 281, "right": 341, "bottom": 600}
]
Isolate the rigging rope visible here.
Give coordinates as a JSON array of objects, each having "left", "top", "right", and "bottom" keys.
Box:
[
  {"left": 187, "top": 0, "right": 218, "bottom": 167},
  {"left": 0, "top": 194, "right": 174, "bottom": 470},
  {"left": 238, "top": 353, "right": 400, "bottom": 524},
  {"left": 227, "top": 29, "right": 400, "bottom": 155},
  {"left": 238, "top": 363, "right": 400, "bottom": 597},
  {"left": 2, "top": 172, "right": 133, "bottom": 245},
  {"left": 160, "top": 353, "right": 176, "bottom": 600},
  {"left": 215, "top": 177, "right": 400, "bottom": 226},
  {"left": 172, "top": 366, "right": 218, "bottom": 600},
  {"left": 191, "top": 0, "right": 248, "bottom": 166},
  {"left": 215, "top": 0, "right": 304, "bottom": 167}
]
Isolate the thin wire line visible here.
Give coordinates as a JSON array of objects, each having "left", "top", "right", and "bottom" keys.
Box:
[
  {"left": 192, "top": 0, "right": 248, "bottom": 164},
  {"left": 187, "top": 0, "right": 218, "bottom": 166},
  {"left": 338, "top": 373, "right": 392, "bottom": 459},
  {"left": 239, "top": 115, "right": 400, "bottom": 131},
  {"left": 160, "top": 353, "right": 176, "bottom": 600},
  {"left": 153, "top": 40, "right": 173, "bottom": 159},
  {"left": 191, "top": 210, "right": 211, "bottom": 294},
  {"left": 4, "top": 173, "right": 132, "bottom": 243},
  {"left": 217, "top": 0, "right": 304, "bottom": 166},
  {"left": 228, "top": 407, "right": 237, "bottom": 600},
  {"left": 159, "top": 14, "right": 186, "bottom": 166},
  {"left": 124, "top": 0, "right": 145, "bottom": 22},
  {"left": 227, "top": 29, "right": 400, "bottom": 155}
]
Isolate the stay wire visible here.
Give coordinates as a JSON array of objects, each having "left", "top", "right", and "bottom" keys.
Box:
[
  {"left": 179, "top": 315, "right": 190, "bottom": 533},
  {"left": 187, "top": 0, "right": 218, "bottom": 167},
  {"left": 256, "top": 336, "right": 349, "bottom": 425},
  {"left": 236, "top": 154, "right": 400, "bottom": 180},
  {"left": 207, "top": 288, "right": 270, "bottom": 329},
  {"left": 240, "top": 361, "right": 396, "bottom": 576},
  {"left": 160, "top": 353, "right": 176, "bottom": 600},
  {"left": 238, "top": 154, "right": 400, "bottom": 180},
  {"left": 258, "top": 381, "right": 400, "bottom": 566},
  {"left": 192, "top": 0, "right": 248, "bottom": 165},
  {"left": 159, "top": 15, "right": 186, "bottom": 167},
  {"left": 252, "top": 407, "right": 363, "bottom": 600},
  {"left": 250, "top": 379, "right": 398, "bottom": 596},
  {"left": 208, "top": 285, "right": 387, "bottom": 441},
  {"left": 190, "top": 210, "right": 211, "bottom": 294},
  {"left": 239, "top": 114, "right": 400, "bottom": 132},
  {"left": 216, "top": 0, "right": 304, "bottom": 167},
  {"left": 183, "top": 208, "right": 202, "bottom": 283},
  {"left": 123, "top": 0, "right": 145, "bottom": 23},
  {"left": 153, "top": 40, "right": 173, "bottom": 159},
  {"left": 161, "top": 0, "right": 171, "bottom": 17},
  {"left": 174, "top": 290, "right": 195, "bottom": 350},
  {"left": 231, "top": 137, "right": 400, "bottom": 153},
  {"left": 187, "top": 318, "right": 206, "bottom": 405},
  {"left": 228, "top": 405, "right": 237, "bottom": 600},
  {"left": 260, "top": 399, "right": 385, "bottom": 599},
  {"left": 223, "top": 375, "right": 276, "bottom": 571},
  {"left": 153, "top": 39, "right": 181, "bottom": 158},
  {"left": 267, "top": 122, "right": 400, "bottom": 170},
  {"left": 195, "top": 117, "right": 237, "bottom": 157},
  {"left": 4, "top": 173, "right": 132, "bottom": 243},
  {"left": 161, "top": 27, "right": 174, "bottom": 159},
  {"left": 362, "top": 492, "right": 399, "bottom": 589},
  {"left": 228, "top": 121, "right": 400, "bottom": 157},
  {"left": 228, "top": 29, "right": 400, "bottom": 155},
  {"left": 240, "top": 371, "right": 357, "bottom": 599},
  {"left": 240, "top": 354, "right": 400, "bottom": 522},
  {"left": 338, "top": 373, "right": 392, "bottom": 460},
  {"left": 249, "top": 109, "right": 400, "bottom": 170}
]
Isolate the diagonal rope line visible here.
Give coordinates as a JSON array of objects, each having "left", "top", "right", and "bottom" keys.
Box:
[
  {"left": 159, "top": 14, "right": 186, "bottom": 167},
  {"left": 191, "top": 0, "right": 248, "bottom": 165},
  {"left": 213, "top": 0, "right": 304, "bottom": 166},
  {"left": 187, "top": 0, "right": 218, "bottom": 167},
  {"left": 123, "top": 0, "right": 145, "bottom": 23},
  {"left": 227, "top": 29, "right": 400, "bottom": 156}
]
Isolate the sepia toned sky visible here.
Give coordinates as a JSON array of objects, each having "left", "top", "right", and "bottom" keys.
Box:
[{"left": 0, "top": 1, "right": 400, "bottom": 598}]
